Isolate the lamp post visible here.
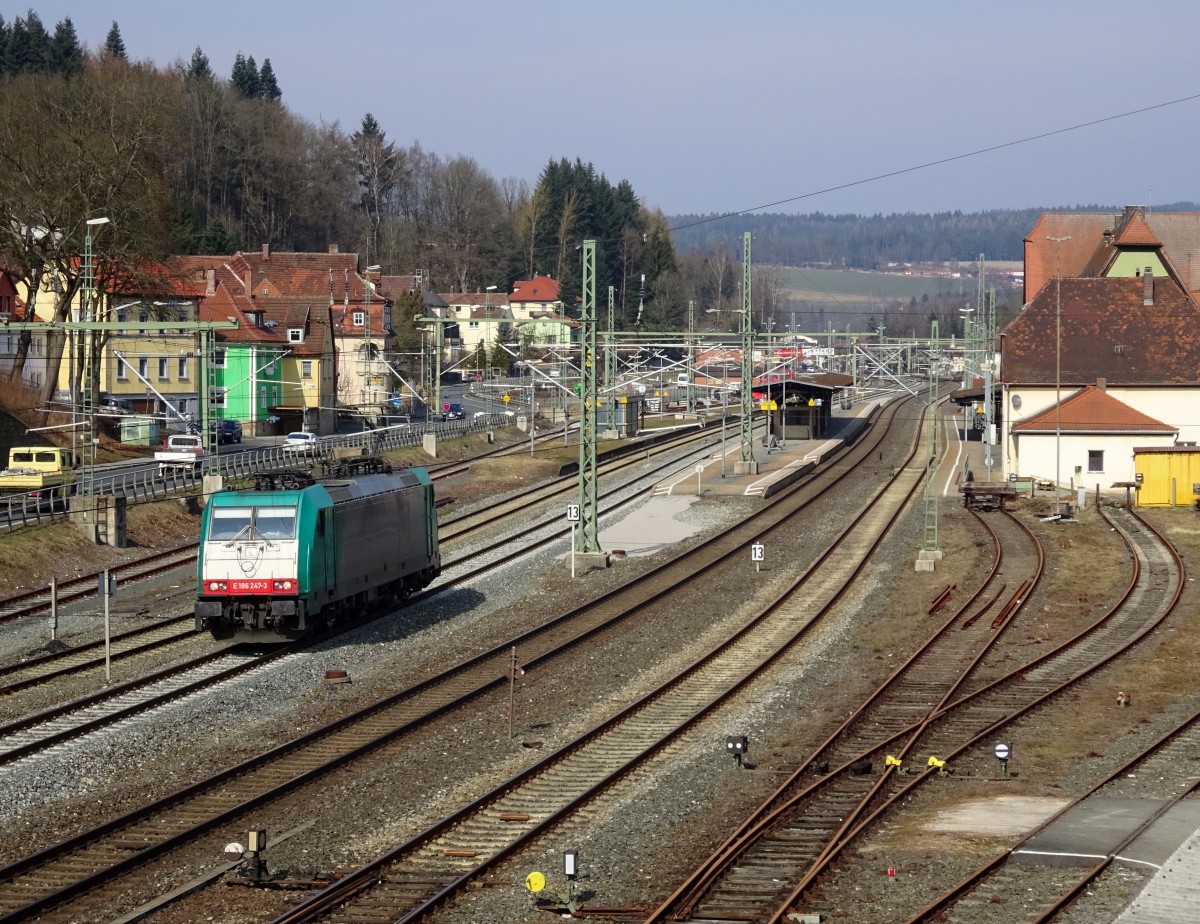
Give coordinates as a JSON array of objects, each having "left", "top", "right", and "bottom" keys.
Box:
[{"left": 1047, "top": 235, "right": 1071, "bottom": 511}]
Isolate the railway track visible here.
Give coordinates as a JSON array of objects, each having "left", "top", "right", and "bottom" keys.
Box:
[
  {"left": 906, "top": 682, "right": 1200, "bottom": 922},
  {"left": 0, "top": 544, "right": 198, "bottom": 624},
  {"left": 644, "top": 506, "right": 1045, "bottom": 923},
  {"left": 0, "top": 396, "right": 922, "bottom": 922},
  {"left": 262, "top": 397, "right": 944, "bottom": 922},
  {"left": 0, "top": 425, "right": 720, "bottom": 702},
  {"left": 0, "top": 426, "right": 735, "bottom": 751},
  {"left": 677, "top": 503, "right": 1182, "bottom": 924}
]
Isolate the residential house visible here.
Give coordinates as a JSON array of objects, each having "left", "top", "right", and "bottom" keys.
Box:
[
  {"left": 508, "top": 276, "right": 575, "bottom": 347},
  {"left": 0, "top": 271, "right": 50, "bottom": 392},
  {"left": 174, "top": 246, "right": 371, "bottom": 434},
  {"left": 330, "top": 278, "right": 392, "bottom": 416},
  {"left": 1000, "top": 263, "right": 1200, "bottom": 491},
  {"left": 196, "top": 285, "right": 287, "bottom": 435},
  {"left": 436, "top": 291, "right": 513, "bottom": 368}
]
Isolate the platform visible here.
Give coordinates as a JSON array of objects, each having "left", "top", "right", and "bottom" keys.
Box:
[{"left": 650, "top": 402, "right": 880, "bottom": 499}]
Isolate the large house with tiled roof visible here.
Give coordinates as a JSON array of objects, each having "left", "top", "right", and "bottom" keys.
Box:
[
  {"left": 1002, "top": 210, "right": 1200, "bottom": 492},
  {"left": 1023, "top": 205, "right": 1200, "bottom": 302}
]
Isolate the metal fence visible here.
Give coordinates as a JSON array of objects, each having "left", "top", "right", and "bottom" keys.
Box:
[{"left": 0, "top": 412, "right": 516, "bottom": 533}]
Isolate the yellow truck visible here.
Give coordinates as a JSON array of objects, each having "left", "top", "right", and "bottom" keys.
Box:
[{"left": 0, "top": 447, "right": 76, "bottom": 499}]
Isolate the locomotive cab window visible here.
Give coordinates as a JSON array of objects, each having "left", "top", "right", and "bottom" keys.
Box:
[
  {"left": 210, "top": 507, "right": 253, "bottom": 541},
  {"left": 209, "top": 505, "right": 297, "bottom": 541},
  {"left": 255, "top": 508, "right": 297, "bottom": 540}
]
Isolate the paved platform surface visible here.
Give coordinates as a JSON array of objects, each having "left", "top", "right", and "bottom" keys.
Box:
[
  {"left": 649, "top": 401, "right": 880, "bottom": 499},
  {"left": 1015, "top": 798, "right": 1200, "bottom": 870}
]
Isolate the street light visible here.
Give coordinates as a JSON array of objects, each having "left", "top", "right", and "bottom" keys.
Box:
[{"left": 1047, "top": 235, "right": 1071, "bottom": 512}]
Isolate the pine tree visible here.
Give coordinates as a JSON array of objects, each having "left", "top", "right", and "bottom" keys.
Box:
[
  {"left": 258, "top": 57, "right": 281, "bottom": 100},
  {"left": 5, "top": 15, "right": 30, "bottom": 74},
  {"left": 104, "top": 21, "right": 126, "bottom": 59},
  {"left": 0, "top": 16, "right": 9, "bottom": 76},
  {"left": 22, "top": 11, "right": 50, "bottom": 72},
  {"left": 49, "top": 18, "right": 83, "bottom": 76},
  {"left": 186, "top": 46, "right": 212, "bottom": 82},
  {"left": 230, "top": 52, "right": 260, "bottom": 98}
]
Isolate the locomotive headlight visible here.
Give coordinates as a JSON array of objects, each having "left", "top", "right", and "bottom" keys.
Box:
[
  {"left": 273, "top": 579, "right": 293, "bottom": 591},
  {"left": 207, "top": 581, "right": 227, "bottom": 592}
]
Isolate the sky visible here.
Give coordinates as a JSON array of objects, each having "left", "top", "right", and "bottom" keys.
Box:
[{"left": 19, "top": 1, "right": 1200, "bottom": 223}]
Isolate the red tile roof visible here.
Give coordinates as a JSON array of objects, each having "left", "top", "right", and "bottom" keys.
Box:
[
  {"left": 511, "top": 277, "right": 561, "bottom": 303},
  {"left": 1011, "top": 386, "right": 1175, "bottom": 434},
  {"left": 440, "top": 292, "right": 511, "bottom": 309},
  {"left": 1114, "top": 211, "right": 1161, "bottom": 247},
  {"left": 1001, "top": 275, "right": 1200, "bottom": 386},
  {"left": 1024, "top": 213, "right": 1116, "bottom": 303}
]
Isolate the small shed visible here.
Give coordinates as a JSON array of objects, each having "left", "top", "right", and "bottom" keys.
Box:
[{"left": 1133, "top": 445, "right": 1200, "bottom": 506}]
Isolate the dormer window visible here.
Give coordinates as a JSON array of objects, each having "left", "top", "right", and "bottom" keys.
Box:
[
  {"left": 288, "top": 328, "right": 304, "bottom": 343},
  {"left": 352, "top": 311, "right": 365, "bottom": 327}
]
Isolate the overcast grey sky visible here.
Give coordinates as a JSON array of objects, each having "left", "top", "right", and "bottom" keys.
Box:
[{"left": 20, "top": 1, "right": 1200, "bottom": 218}]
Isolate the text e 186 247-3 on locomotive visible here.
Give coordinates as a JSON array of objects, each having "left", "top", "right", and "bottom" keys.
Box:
[{"left": 195, "top": 462, "right": 440, "bottom": 642}]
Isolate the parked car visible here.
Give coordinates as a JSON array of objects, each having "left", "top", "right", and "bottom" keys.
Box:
[
  {"left": 444, "top": 403, "right": 465, "bottom": 420},
  {"left": 282, "top": 431, "right": 319, "bottom": 455},
  {"left": 98, "top": 395, "right": 135, "bottom": 415},
  {"left": 209, "top": 419, "right": 243, "bottom": 444}
]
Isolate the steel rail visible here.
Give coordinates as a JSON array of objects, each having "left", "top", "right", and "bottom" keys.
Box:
[
  {"left": 0, "top": 399, "right": 910, "bottom": 922},
  {"left": 765, "top": 503, "right": 1182, "bottom": 923},
  {"left": 649, "top": 506, "right": 1044, "bottom": 922},
  {"left": 263, "top": 396, "right": 944, "bottom": 923},
  {"left": 900, "top": 507, "right": 1190, "bottom": 924}
]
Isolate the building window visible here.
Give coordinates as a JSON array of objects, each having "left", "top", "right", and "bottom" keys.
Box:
[
  {"left": 178, "top": 356, "right": 188, "bottom": 379},
  {"left": 138, "top": 357, "right": 149, "bottom": 379},
  {"left": 469, "top": 321, "right": 480, "bottom": 330},
  {"left": 1087, "top": 450, "right": 1104, "bottom": 473},
  {"left": 210, "top": 388, "right": 227, "bottom": 408},
  {"left": 352, "top": 311, "right": 365, "bottom": 327},
  {"left": 301, "top": 360, "right": 313, "bottom": 378},
  {"left": 288, "top": 328, "right": 303, "bottom": 343},
  {"left": 213, "top": 349, "right": 226, "bottom": 368},
  {"left": 116, "top": 357, "right": 127, "bottom": 380},
  {"left": 158, "top": 357, "right": 168, "bottom": 379}
]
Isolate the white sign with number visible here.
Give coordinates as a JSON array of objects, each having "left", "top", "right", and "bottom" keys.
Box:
[
  {"left": 750, "top": 543, "right": 765, "bottom": 562},
  {"left": 566, "top": 504, "right": 580, "bottom": 522}
]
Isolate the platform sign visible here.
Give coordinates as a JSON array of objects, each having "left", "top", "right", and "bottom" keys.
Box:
[{"left": 565, "top": 504, "right": 580, "bottom": 522}]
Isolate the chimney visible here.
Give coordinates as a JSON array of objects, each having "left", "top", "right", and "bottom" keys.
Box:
[
  {"left": 244, "top": 270, "right": 252, "bottom": 295},
  {"left": 205, "top": 268, "right": 215, "bottom": 297},
  {"left": 1096, "top": 377, "right": 1106, "bottom": 392},
  {"left": 328, "top": 243, "right": 339, "bottom": 254},
  {"left": 262, "top": 243, "right": 270, "bottom": 261},
  {"left": 1143, "top": 267, "right": 1154, "bottom": 305},
  {"left": 1102, "top": 229, "right": 1113, "bottom": 245}
]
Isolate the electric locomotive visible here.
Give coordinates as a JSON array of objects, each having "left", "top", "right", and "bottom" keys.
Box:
[{"left": 195, "top": 460, "right": 440, "bottom": 642}]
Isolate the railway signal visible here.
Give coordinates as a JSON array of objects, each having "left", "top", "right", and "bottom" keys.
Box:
[
  {"left": 994, "top": 741, "right": 1012, "bottom": 778},
  {"left": 751, "top": 542, "right": 765, "bottom": 572},
  {"left": 726, "top": 734, "right": 749, "bottom": 768}
]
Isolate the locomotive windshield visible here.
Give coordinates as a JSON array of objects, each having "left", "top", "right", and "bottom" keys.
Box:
[{"left": 209, "top": 506, "right": 297, "bottom": 542}]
